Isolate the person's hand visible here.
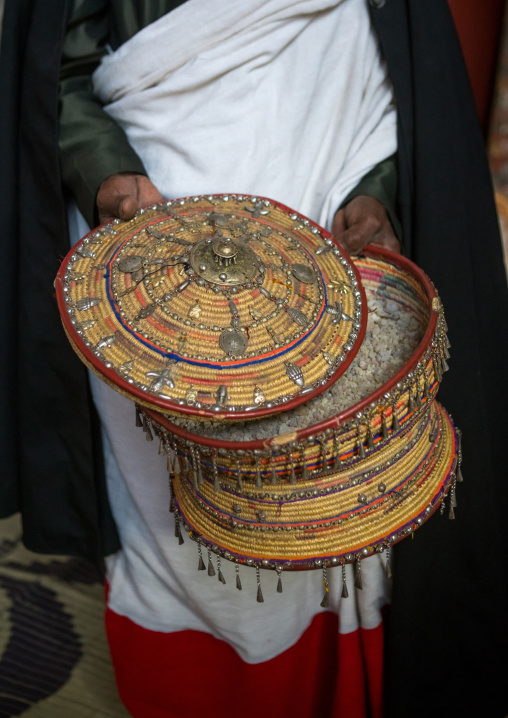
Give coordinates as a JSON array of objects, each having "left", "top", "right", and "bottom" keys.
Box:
[
  {"left": 332, "top": 195, "right": 400, "bottom": 255},
  {"left": 96, "top": 173, "right": 163, "bottom": 224}
]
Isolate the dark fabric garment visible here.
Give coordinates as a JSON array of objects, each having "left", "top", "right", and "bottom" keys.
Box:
[
  {"left": 60, "top": 0, "right": 186, "bottom": 225},
  {"left": 370, "top": 2, "right": 508, "bottom": 716},
  {"left": 1, "top": 0, "right": 508, "bottom": 716},
  {"left": 0, "top": 0, "right": 119, "bottom": 566}
]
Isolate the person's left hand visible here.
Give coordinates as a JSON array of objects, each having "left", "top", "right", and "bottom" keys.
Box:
[{"left": 332, "top": 195, "right": 400, "bottom": 255}]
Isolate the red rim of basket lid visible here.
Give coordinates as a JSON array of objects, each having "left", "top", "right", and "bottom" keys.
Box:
[
  {"left": 145, "top": 244, "right": 439, "bottom": 449},
  {"left": 55, "top": 194, "right": 369, "bottom": 421}
]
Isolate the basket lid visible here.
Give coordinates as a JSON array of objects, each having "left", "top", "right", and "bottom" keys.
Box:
[{"left": 56, "top": 194, "right": 366, "bottom": 420}]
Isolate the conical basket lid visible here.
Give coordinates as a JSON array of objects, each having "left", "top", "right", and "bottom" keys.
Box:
[{"left": 56, "top": 194, "right": 366, "bottom": 420}]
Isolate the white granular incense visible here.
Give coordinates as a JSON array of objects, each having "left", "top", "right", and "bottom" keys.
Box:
[{"left": 172, "top": 291, "right": 426, "bottom": 442}]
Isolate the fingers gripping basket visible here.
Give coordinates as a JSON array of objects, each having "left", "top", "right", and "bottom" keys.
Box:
[{"left": 56, "top": 194, "right": 460, "bottom": 600}]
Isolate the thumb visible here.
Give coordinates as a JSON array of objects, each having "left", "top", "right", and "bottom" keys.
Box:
[{"left": 118, "top": 194, "right": 139, "bottom": 220}]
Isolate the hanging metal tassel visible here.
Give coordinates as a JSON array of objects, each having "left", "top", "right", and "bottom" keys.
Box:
[
  {"left": 357, "top": 424, "right": 366, "bottom": 459},
  {"left": 158, "top": 437, "right": 165, "bottom": 455},
  {"left": 191, "top": 449, "right": 199, "bottom": 490},
  {"left": 320, "top": 565, "right": 329, "bottom": 608},
  {"left": 354, "top": 557, "right": 363, "bottom": 590},
  {"left": 166, "top": 453, "right": 174, "bottom": 475},
  {"left": 450, "top": 479, "right": 458, "bottom": 508},
  {"left": 255, "top": 456, "right": 263, "bottom": 489},
  {"left": 444, "top": 344, "right": 451, "bottom": 360},
  {"left": 217, "top": 555, "right": 226, "bottom": 584},
  {"left": 408, "top": 390, "right": 415, "bottom": 413},
  {"left": 197, "top": 539, "right": 206, "bottom": 571},
  {"left": 385, "top": 547, "right": 392, "bottom": 579},
  {"left": 341, "top": 563, "right": 349, "bottom": 598},
  {"left": 235, "top": 561, "right": 242, "bottom": 591},
  {"left": 276, "top": 566, "right": 283, "bottom": 594},
  {"left": 456, "top": 464, "right": 464, "bottom": 483},
  {"left": 289, "top": 452, "right": 296, "bottom": 485},
  {"left": 381, "top": 412, "right": 389, "bottom": 441},
  {"left": 416, "top": 386, "right": 423, "bottom": 409},
  {"left": 333, "top": 432, "right": 342, "bottom": 469},
  {"left": 197, "top": 449, "right": 204, "bottom": 486},
  {"left": 423, "top": 373, "right": 430, "bottom": 399},
  {"left": 185, "top": 454, "right": 193, "bottom": 482},
  {"left": 256, "top": 566, "right": 264, "bottom": 603},
  {"left": 168, "top": 476, "right": 175, "bottom": 514},
  {"left": 445, "top": 335, "right": 451, "bottom": 349},
  {"left": 174, "top": 510, "right": 184, "bottom": 545},
  {"left": 236, "top": 457, "right": 243, "bottom": 491},
  {"left": 392, "top": 405, "right": 400, "bottom": 432},
  {"left": 212, "top": 452, "right": 220, "bottom": 493},
  {"left": 366, "top": 424, "right": 374, "bottom": 451},
  {"left": 321, "top": 441, "right": 328, "bottom": 471},
  {"left": 442, "top": 356, "right": 449, "bottom": 373},
  {"left": 207, "top": 548, "right": 216, "bottom": 576},
  {"left": 301, "top": 444, "right": 309, "bottom": 480},
  {"left": 270, "top": 452, "right": 277, "bottom": 485},
  {"left": 434, "top": 355, "right": 442, "bottom": 383},
  {"left": 135, "top": 405, "right": 143, "bottom": 427},
  {"left": 440, "top": 494, "right": 446, "bottom": 515},
  {"left": 173, "top": 446, "right": 181, "bottom": 478},
  {"left": 143, "top": 415, "right": 154, "bottom": 441}
]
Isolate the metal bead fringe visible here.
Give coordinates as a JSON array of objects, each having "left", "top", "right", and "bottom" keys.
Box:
[
  {"left": 256, "top": 566, "right": 264, "bottom": 603},
  {"left": 197, "top": 539, "right": 206, "bottom": 571},
  {"left": 135, "top": 404, "right": 143, "bottom": 428},
  {"left": 174, "top": 510, "right": 184, "bottom": 545},
  {"left": 207, "top": 548, "right": 215, "bottom": 576},
  {"left": 212, "top": 452, "right": 220, "bottom": 493},
  {"left": 341, "top": 564, "right": 349, "bottom": 599},
  {"left": 354, "top": 557, "right": 363, "bottom": 590},
  {"left": 320, "top": 565, "right": 329, "bottom": 608},
  {"left": 385, "top": 547, "right": 392, "bottom": 579},
  {"left": 235, "top": 561, "right": 242, "bottom": 591},
  {"left": 217, "top": 555, "right": 226, "bottom": 584},
  {"left": 276, "top": 566, "right": 283, "bottom": 594}
]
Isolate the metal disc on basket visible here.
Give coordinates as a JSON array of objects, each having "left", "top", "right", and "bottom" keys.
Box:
[{"left": 56, "top": 194, "right": 367, "bottom": 420}]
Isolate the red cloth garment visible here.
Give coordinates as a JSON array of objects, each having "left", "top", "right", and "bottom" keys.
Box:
[{"left": 105, "top": 606, "right": 384, "bottom": 718}]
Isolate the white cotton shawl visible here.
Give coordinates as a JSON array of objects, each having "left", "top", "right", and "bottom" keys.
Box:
[
  {"left": 93, "top": 0, "right": 397, "bottom": 230},
  {"left": 72, "top": 0, "right": 395, "bottom": 661}
]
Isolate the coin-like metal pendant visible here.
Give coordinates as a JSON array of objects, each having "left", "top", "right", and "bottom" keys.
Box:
[
  {"left": 285, "top": 361, "right": 304, "bottom": 387},
  {"left": 118, "top": 255, "right": 143, "bottom": 273},
  {"left": 219, "top": 329, "right": 248, "bottom": 355},
  {"left": 97, "top": 334, "right": 116, "bottom": 349},
  {"left": 216, "top": 385, "right": 228, "bottom": 406},
  {"left": 75, "top": 297, "right": 101, "bottom": 311},
  {"left": 188, "top": 302, "right": 202, "bottom": 319},
  {"left": 287, "top": 307, "right": 309, "bottom": 327},
  {"left": 292, "top": 263, "right": 316, "bottom": 284},
  {"left": 253, "top": 385, "right": 266, "bottom": 404},
  {"left": 136, "top": 303, "right": 157, "bottom": 320},
  {"left": 186, "top": 384, "right": 198, "bottom": 403},
  {"left": 322, "top": 351, "right": 335, "bottom": 365}
]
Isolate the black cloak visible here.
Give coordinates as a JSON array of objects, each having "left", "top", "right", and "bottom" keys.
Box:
[{"left": 1, "top": 1, "right": 507, "bottom": 716}]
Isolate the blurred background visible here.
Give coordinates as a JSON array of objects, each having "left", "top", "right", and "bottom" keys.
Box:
[{"left": 0, "top": 2, "right": 507, "bottom": 717}]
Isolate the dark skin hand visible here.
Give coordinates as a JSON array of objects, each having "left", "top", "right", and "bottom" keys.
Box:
[
  {"left": 97, "top": 173, "right": 163, "bottom": 224},
  {"left": 97, "top": 176, "right": 400, "bottom": 258},
  {"left": 332, "top": 195, "right": 400, "bottom": 255}
]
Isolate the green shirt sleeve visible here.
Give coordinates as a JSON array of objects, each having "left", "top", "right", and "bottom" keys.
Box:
[
  {"left": 339, "top": 154, "right": 403, "bottom": 247},
  {"left": 59, "top": 0, "right": 147, "bottom": 227}
]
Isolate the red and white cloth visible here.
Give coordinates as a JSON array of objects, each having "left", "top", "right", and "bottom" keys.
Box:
[{"left": 68, "top": 0, "right": 397, "bottom": 714}]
